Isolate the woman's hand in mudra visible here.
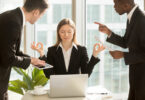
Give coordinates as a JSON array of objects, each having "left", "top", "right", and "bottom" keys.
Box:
[
  {"left": 31, "top": 41, "right": 44, "bottom": 56},
  {"left": 93, "top": 43, "right": 105, "bottom": 57}
]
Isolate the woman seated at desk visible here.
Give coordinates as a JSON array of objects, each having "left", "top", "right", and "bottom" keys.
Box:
[{"left": 31, "top": 18, "right": 105, "bottom": 78}]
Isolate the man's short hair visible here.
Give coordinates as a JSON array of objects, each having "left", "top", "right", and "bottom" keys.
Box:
[
  {"left": 118, "top": 0, "right": 134, "bottom": 5},
  {"left": 23, "top": 0, "right": 49, "bottom": 13}
]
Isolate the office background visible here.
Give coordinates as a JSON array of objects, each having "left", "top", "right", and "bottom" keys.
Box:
[{"left": 0, "top": 0, "right": 144, "bottom": 100}]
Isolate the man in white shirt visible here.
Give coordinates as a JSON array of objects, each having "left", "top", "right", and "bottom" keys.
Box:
[
  {"left": 0, "top": 0, "right": 49, "bottom": 100},
  {"left": 95, "top": 0, "right": 145, "bottom": 100}
]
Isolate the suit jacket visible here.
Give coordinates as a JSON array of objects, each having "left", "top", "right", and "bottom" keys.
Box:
[
  {"left": 107, "top": 7, "right": 145, "bottom": 100},
  {"left": 40, "top": 45, "right": 100, "bottom": 79},
  {"left": 0, "top": 8, "right": 31, "bottom": 96}
]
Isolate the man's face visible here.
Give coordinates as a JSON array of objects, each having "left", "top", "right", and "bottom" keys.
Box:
[
  {"left": 29, "top": 9, "right": 47, "bottom": 24},
  {"left": 113, "top": 0, "right": 127, "bottom": 15}
]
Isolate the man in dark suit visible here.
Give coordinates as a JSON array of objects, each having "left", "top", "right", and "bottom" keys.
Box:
[
  {"left": 0, "top": 0, "right": 49, "bottom": 99},
  {"left": 95, "top": 0, "right": 145, "bottom": 100}
]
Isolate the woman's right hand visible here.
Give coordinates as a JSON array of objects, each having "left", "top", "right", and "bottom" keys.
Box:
[{"left": 31, "top": 41, "right": 44, "bottom": 56}]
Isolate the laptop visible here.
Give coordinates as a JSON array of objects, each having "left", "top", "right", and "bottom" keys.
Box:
[{"left": 49, "top": 74, "right": 88, "bottom": 98}]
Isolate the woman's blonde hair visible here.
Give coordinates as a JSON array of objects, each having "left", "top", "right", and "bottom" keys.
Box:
[{"left": 54, "top": 18, "right": 77, "bottom": 46}]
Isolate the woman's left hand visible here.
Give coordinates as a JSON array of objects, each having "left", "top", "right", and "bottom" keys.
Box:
[{"left": 93, "top": 43, "right": 105, "bottom": 57}]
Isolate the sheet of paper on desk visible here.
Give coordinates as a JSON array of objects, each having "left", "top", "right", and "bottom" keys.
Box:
[
  {"left": 87, "top": 86, "right": 111, "bottom": 95},
  {"left": 33, "top": 63, "right": 53, "bottom": 70}
]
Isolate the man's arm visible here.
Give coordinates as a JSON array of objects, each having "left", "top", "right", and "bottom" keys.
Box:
[
  {"left": 109, "top": 18, "right": 145, "bottom": 65},
  {"left": 1, "top": 21, "right": 45, "bottom": 69},
  {"left": 106, "top": 32, "right": 127, "bottom": 48},
  {"left": 94, "top": 22, "right": 127, "bottom": 48},
  {"left": 0, "top": 21, "right": 30, "bottom": 69},
  {"left": 16, "top": 51, "right": 30, "bottom": 57}
]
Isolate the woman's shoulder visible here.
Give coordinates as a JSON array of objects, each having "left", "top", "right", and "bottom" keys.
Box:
[
  {"left": 76, "top": 45, "right": 87, "bottom": 50},
  {"left": 47, "top": 45, "right": 58, "bottom": 51},
  {"left": 76, "top": 45, "right": 87, "bottom": 55}
]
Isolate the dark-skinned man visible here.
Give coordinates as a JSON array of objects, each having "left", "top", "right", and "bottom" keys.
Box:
[{"left": 95, "top": 0, "right": 145, "bottom": 100}]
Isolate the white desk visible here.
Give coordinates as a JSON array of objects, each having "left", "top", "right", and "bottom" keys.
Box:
[
  {"left": 22, "top": 86, "right": 113, "bottom": 100},
  {"left": 22, "top": 93, "right": 112, "bottom": 100}
]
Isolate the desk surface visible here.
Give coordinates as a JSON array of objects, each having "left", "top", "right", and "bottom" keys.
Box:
[
  {"left": 22, "top": 86, "right": 113, "bottom": 100},
  {"left": 22, "top": 93, "right": 112, "bottom": 100}
]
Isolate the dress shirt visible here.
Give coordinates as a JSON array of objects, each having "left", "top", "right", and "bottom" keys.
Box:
[
  {"left": 20, "top": 7, "right": 26, "bottom": 27},
  {"left": 57, "top": 43, "right": 78, "bottom": 72},
  {"left": 127, "top": 5, "right": 138, "bottom": 23}
]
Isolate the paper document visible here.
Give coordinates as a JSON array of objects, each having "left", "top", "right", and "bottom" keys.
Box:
[{"left": 87, "top": 86, "right": 111, "bottom": 95}]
